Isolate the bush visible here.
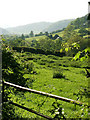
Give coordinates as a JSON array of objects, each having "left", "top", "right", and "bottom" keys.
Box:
[
  {"left": 23, "top": 62, "right": 36, "bottom": 74},
  {"left": 53, "top": 71, "right": 65, "bottom": 78}
]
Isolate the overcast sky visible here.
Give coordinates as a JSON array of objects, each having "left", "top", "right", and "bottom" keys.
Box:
[{"left": 0, "top": 0, "right": 89, "bottom": 28}]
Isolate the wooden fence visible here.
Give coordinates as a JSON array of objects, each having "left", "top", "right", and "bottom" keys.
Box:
[{"left": 3, "top": 81, "right": 89, "bottom": 119}]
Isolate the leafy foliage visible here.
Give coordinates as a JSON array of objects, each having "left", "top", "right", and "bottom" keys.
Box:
[
  {"left": 70, "top": 15, "right": 88, "bottom": 29},
  {"left": 1, "top": 14, "right": 89, "bottom": 119},
  {"left": 49, "top": 100, "right": 66, "bottom": 119},
  {"left": 2, "top": 45, "right": 28, "bottom": 119}
]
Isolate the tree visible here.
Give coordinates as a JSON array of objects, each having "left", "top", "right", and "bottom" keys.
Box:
[
  {"left": 55, "top": 39, "right": 62, "bottom": 50},
  {"left": 2, "top": 45, "right": 27, "bottom": 119},
  {"left": 9, "top": 38, "right": 23, "bottom": 47},
  {"left": 25, "top": 35, "right": 29, "bottom": 38},
  {"left": 60, "top": 35, "right": 88, "bottom": 56},
  {"left": 78, "top": 28, "right": 88, "bottom": 37},
  {"left": 49, "top": 34, "right": 53, "bottom": 39},
  {"left": 39, "top": 32, "right": 43, "bottom": 36},
  {"left": 29, "top": 31, "right": 34, "bottom": 37},
  {"left": 45, "top": 31, "right": 48, "bottom": 36},
  {"left": 21, "top": 34, "right": 25, "bottom": 40}
]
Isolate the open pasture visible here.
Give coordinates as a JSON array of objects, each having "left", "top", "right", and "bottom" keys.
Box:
[{"left": 10, "top": 51, "right": 89, "bottom": 119}]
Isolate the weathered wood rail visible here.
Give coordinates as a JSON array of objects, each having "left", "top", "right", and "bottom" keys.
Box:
[
  {"left": 2, "top": 81, "right": 89, "bottom": 119},
  {"left": 3, "top": 81, "right": 89, "bottom": 107},
  {"left": 8, "top": 101, "right": 53, "bottom": 120}
]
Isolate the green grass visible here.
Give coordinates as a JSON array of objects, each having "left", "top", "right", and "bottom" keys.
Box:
[
  {"left": 11, "top": 52, "right": 89, "bottom": 119},
  {"left": 25, "top": 35, "right": 46, "bottom": 42},
  {"left": 53, "top": 31, "right": 64, "bottom": 37}
]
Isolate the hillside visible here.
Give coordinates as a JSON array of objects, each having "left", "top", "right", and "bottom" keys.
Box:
[
  {"left": 56, "top": 14, "right": 88, "bottom": 39},
  {"left": 43, "top": 19, "right": 74, "bottom": 33},
  {"left": 1, "top": 15, "right": 88, "bottom": 35},
  {"left": 6, "top": 22, "right": 51, "bottom": 35},
  {"left": 70, "top": 14, "right": 88, "bottom": 29},
  {"left": 0, "top": 27, "right": 9, "bottom": 35},
  {"left": 6, "top": 19, "right": 73, "bottom": 34}
]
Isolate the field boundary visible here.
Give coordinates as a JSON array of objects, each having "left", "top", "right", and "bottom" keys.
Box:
[
  {"left": 3, "top": 81, "right": 89, "bottom": 107},
  {"left": 13, "top": 46, "right": 65, "bottom": 57},
  {"left": 2, "top": 80, "right": 89, "bottom": 119}
]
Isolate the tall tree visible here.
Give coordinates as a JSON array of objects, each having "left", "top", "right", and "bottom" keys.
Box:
[
  {"left": 29, "top": 31, "right": 34, "bottom": 37},
  {"left": 45, "top": 31, "right": 48, "bottom": 36},
  {"left": 21, "top": 34, "right": 25, "bottom": 40}
]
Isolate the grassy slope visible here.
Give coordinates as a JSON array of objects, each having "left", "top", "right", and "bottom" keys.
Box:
[
  {"left": 25, "top": 35, "right": 46, "bottom": 42},
  {"left": 10, "top": 52, "right": 88, "bottom": 119}
]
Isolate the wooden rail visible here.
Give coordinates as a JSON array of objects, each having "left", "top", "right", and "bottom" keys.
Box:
[
  {"left": 8, "top": 101, "right": 53, "bottom": 120},
  {"left": 3, "top": 81, "right": 89, "bottom": 107}
]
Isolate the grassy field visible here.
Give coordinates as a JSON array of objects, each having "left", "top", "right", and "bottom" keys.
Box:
[
  {"left": 10, "top": 51, "right": 89, "bottom": 119},
  {"left": 25, "top": 35, "right": 46, "bottom": 42}
]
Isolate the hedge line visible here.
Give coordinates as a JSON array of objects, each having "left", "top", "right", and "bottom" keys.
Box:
[{"left": 13, "top": 47, "right": 65, "bottom": 57}]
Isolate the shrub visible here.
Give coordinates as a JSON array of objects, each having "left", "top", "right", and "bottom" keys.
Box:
[
  {"left": 53, "top": 71, "right": 65, "bottom": 79},
  {"left": 23, "top": 62, "right": 36, "bottom": 74}
]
